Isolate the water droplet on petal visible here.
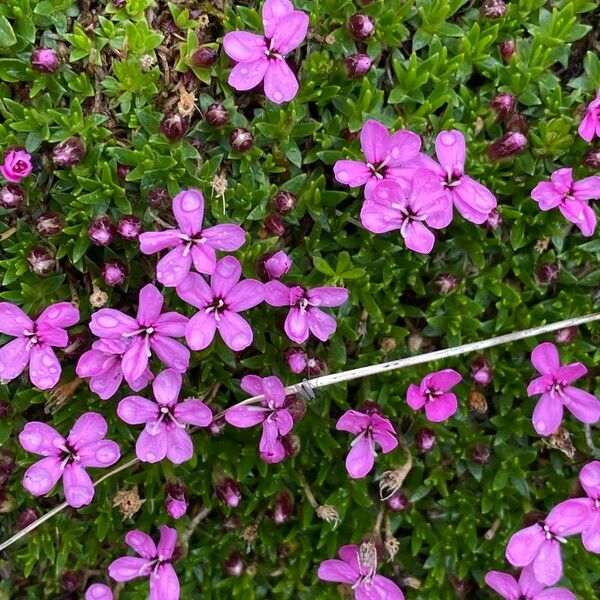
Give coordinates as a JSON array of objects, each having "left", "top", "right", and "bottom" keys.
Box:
[
  {"left": 440, "top": 132, "right": 456, "bottom": 146},
  {"left": 97, "top": 315, "right": 119, "bottom": 328},
  {"left": 181, "top": 191, "right": 201, "bottom": 212}
]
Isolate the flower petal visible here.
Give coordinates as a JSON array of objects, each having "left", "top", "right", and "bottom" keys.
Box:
[
  {"left": 223, "top": 31, "right": 266, "bottom": 62},
  {"left": 136, "top": 426, "right": 168, "bottom": 463},
  {"left": 190, "top": 244, "right": 217, "bottom": 275},
  {"left": 346, "top": 435, "right": 376, "bottom": 479},
  {"left": 225, "top": 279, "right": 265, "bottom": 311},
  {"left": 226, "top": 404, "right": 267, "bottom": 428},
  {"left": 505, "top": 524, "right": 545, "bottom": 567},
  {"left": 532, "top": 393, "right": 564, "bottom": 436},
  {"left": 176, "top": 272, "right": 213, "bottom": 309},
  {"left": 536, "top": 589, "right": 575, "bottom": 600},
  {"left": 581, "top": 512, "right": 600, "bottom": 553},
  {"left": 532, "top": 539, "right": 562, "bottom": 586},
  {"left": 336, "top": 410, "right": 371, "bottom": 434},
  {"left": 137, "top": 284, "right": 164, "bottom": 326},
  {"left": 406, "top": 384, "right": 426, "bottom": 411},
  {"left": 22, "top": 456, "right": 62, "bottom": 496},
  {"left": 580, "top": 460, "right": 600, "bottom": 499},
  {"left": 307, "top": 287, "right": 348, "bottom": 308},
  {"left": 185, "top": 311, "right": 217, "bottom": 351},
  {"left": 264, "top": 60, "right": 299, "bottom": 104},
  {"left": 149, "top": 563, "right": 180, "bottom": 600},
  {"left": 77, "top": 440, "right": 121, "bottom": 468},
  {"left": 272, "top": 10, "right": 308, "bottom": 55},
  {"left": 166, "top": 426, "right": 194, "bottom": 464},
  {"left": 151, "top": 335, "right": 190, "bottom": 373},
  {"left": 151, "top": 369, "right": 182, "bottom": 407},
  {"left": 403, "top": 220, "right": 435, "bottom": 254},
  {"left": 202, "top": 223, "right": 246, "bottom": 251},
  {"left": 109, "top": 557, "right": 152, "bottom": 582},
  {"left": 85, "top": 583, "right": 113, "bottom": 600},
  {"left": 531, "top": 342, "right": 560, "bottom": 375},
  {"left": 435, "top": 130, "right": 466, "bottom": 173},
  {"left": 360, "top": 120, "right": 389, "bottom": 164},
  {"left": 118, "top": 396, "right": 159, "bottom": 425},
  {"left": 453, "top": 176, "right": 497, "bottom": 224},
  {"left": 363, "top": 575, "right": 405, "bottom": 600},
  {"left": 121, "top": 337, "right": 150, "bottom": 385},
  {"left": 217, "top": 310, "right": 254, "bottom": 351},
  {"left": 307, "top": 307, "right": 337, "bottom": 342},
  {"left": 531, "top": 181, "right": 565, "bottom": 210},
  {"left": 156, "top": 246, "right": 193, "bottom": 288},
  {"left": 334, "top": 160, "right": 372, "bottom": 188},
  {"left": 387, "top": 130, "right": 421, "bottom": 165},
  {"left": 37, "top": 302, "right": 79, "bottom": 330},
  {"left": 29, "top": 344, "right": 61, "bottom": 390},
  {"left": 262, "top": 0, "right": 294, "bottom": 38},
  {"left": 90, "top": 309, "right": 139, "bottom": 339},
  {"left": 19, "top": 422, "right": 63, "bottom": 456},
  {"left": 555, "top": 362, "right": 587, "bottom": 384},
  {"left": 0, "top": 302, "right": 33, "bottom": 336},
  {"left": 174, "top": 400, "right": 213, "bottom": 427},
  {"left": 62, "top": 463, "right": 94, "bottom": 508},
  {"left": 0, "top": 337, "right": 30, "bottom": 382},
  {"left": 563, "top": 386, "right": 600, "bottom": 424},
  {"left": 573, "top": 176, "right": 600, "bottom": 201},
  {"left": 484, "top": 571, "right": 520, "bottom": 599},
  {"left": 211, "top": 256, "right": 242, "bottom": 298},
  {"left": 360, "top": 198, "right": 403, "bottom": 234},
  {"left": 157, "top": 524, "right": 178, "bottom": 559},
  {"left": 68, "top": 412, "right": 107, "bottom": 449},
  {"left": 527, "top": 375, "right": 552, "bottom": 396},
  {"left": 125, "top": 530, "right": 157, "bottom": 559},
  {"left": 139, "top": 230, "right": 182, "bottom": 254},
  {"left": 259, "top": 419, "right": 286, "bottom": 463},
  {"left": 578, "top": 110, "right": 599, "bottom": 142},
  {"left": 424, "top": 393, "right": 458, "bottom": 422},
  {"left": 264, "top": 280, "right": 291, "bottom": 306},
  {"left": 172, "top": 189, "right": 204, "bottom": 236},
  {"left": 228, "top": 58, "right": 268, "bottom": 91},
  {"left": 559, "top": 198, "right": 596, "bottom": 237},
  {"left": 154, "top": 311, "right": 188, "bottom": 338},
  {"left": 317, "top": 559, "right": 357, "bottom": 585},
  {"left": 241, "top": 374, "right": 265, "bottom": 397},
  {"left": 263, "top": 375, "right": 287, "bottom": 407},
  {"left": 517, "top": 564, "right": 545, "bottom": 596}
]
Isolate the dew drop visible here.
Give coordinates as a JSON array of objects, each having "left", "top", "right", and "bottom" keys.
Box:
[
  {"left": 97, "top": 315, "right": 119, "bottom": 329},
  {"left": 146, "top": 452, "right": 156, "bottom": 461},
  {"left": 181, "top": 191, "right": 201, "bottom": 212},
  {"left": 440, "top": 132, "right": 456, "bottom": 146}
]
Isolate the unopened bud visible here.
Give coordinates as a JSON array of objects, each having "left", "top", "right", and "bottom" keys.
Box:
[
  {"left": 348, "top": 14, "right": 375, "bottom": 41},
  {"left": 28, "top": 246, "right": 55, "bottom": 276},
  {"left": 18, "top": 507, "right": 38, "bottom": 530},
  {"left": 36, "top": 212, "right": 63, "bottom": 236},
  {"left": 216, "top": 477, "right": 241, "bottom": 507},
  {"left": 505, "top": 113, "right": 529, "bottom": 135},
  {"left": 284, "top": 394, "right": 306, "bottom": 422},
  {"left": 224, "top": 551, "right": 244, "bottom": 576},
  {"left": 205, "top": 103, "right": 229, "bottom": 127},
  {"left": 486, "top": 208, "right": 502, "bottom": 230},
  {"left": 415, "top": 428, "right": 436, "bottom": 453},
  {"left": 268, "top": 490, "right": 294, "bottom": 525},
  {"left": 387, "top": 491, "right": 410, "bottom": 512},
  {"left": 487, "top": 132, "right": 527, "bottom": 161},
  {"left": 30, "top": 48, "right": 60, "bottom": 73},
  {"left": 470, "top": 443, "right": 491, "bottom": 465},
  {"left": 52, "top": 138, "right": 86, "bottom": 166},
  {"left": 345, "top": 53, "right": 372, "bottom": 78},
  {"left": 467, "top": 390, "right": 488, "bottom": 414},
  {"left": 160, "top": 113, "right": 189, "bottom": 142},
  {"left": 88, "top": 215, "right": 116, "bottom": 246},
  {"left": 147, "top": 188, "right": 170, "bottom": 209},
  {"left": 273, "top": 190, "right": 297, "bottom": 214},
  {"left": 583, "top": 148, "right": 600, "bottom": 170},
  {"left": 191, "top": 47, "right": 218, "bottom": 68},
  {"left": 164, "top": 481, "right": 189, "bottom": 519},
  {"left": 489, "top": 93, "right": 516, "bottom": 120},
  {"left": 500, "top": 39, "right": 516, "bottom": 62},
  {"left": 229, "top": 128, "right": 254, "bottom": 153},
  {"left": 470, "top": 355, "right": 492, "bottom": 387},
  {"left": 0, "top": 184, "right": 25, "bottom": 208},
  {"left": 264, "top": 250, "right": 292, "bottom": 279},
  {"left": 436, "top": 273, "right": 457, "bottom": 295},
  {"left": 556, "top": 326, "right": 577, "bottom": 345},
  {"left": 536, "top": 262, "right": 559, "bottom": 284},
  {"left": 481, "top": 0, "right": 507, "bottom": 19},
  {"left": 117, "top": 215, "right": 142, "bottom": 239},
  {"left": 264, "top": 213, "right": 285, "bottom": 237},
  {"left": 101, "top": 260, "right": 128, "bottom": 287}
]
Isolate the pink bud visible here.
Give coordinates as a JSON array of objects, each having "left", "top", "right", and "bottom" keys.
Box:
[
  {"left": 284, "top": 347, "right": 307, "bottom": 374},
  {"left": 348, "top": 14, "right": 375, "bottom": 40},
  {"left": 205, "top": 103, "right": 230, "bottom": 127},
  {"left": 415, "top": 428, "right": 436, "bottom": 453},
  {"left": 273, "top": 190, "right": 297, "bottom": 214},
  {"left": 486, "top": 208, "right": 502, "bottom": 230},
  {"left": 264, "top": 213, "right": 285, "bottom": 237},
  {"left": 556, "top": 326, "right": 577, "bottom": 345},
  {"left": 88, "top": 215, "right": 116, "bottom": 246},
  {"left": 216, "top": 478, "right": 241, "bottom": 507},
  {"left": 30, "top": 48, "right": 60, "bottom": 74},
  {"left": 28, "top": 246, "right": 55, "bottom": 276},
  {"left": 345, "top": 54, "right": 372, "bottom": 78},
  {"left": 1, "top": 149, "right": 33, "bottom": 183},
  {"left": 500, "top": 39, "right": 516, "bottom": 62},
  {"left": 387, "top": 492, "right": 410, "bottom": 512},
  {"left": 85, "top": 583, "right": 113, "bottom": 600},
  {"left": 284, "top": 394, "right": 306, "bottom": 422},
  {"left": 481, "top": 0, "right": 507, "bottom": 18},
  {"left": 117, "top": 215, "right": 142, "bottom": 239},
  {"left": 36, "top": 212, "right": 63, "bottom": 236},
  {"left": 224, "top": 552, "right": 244, "bottom": 576},
  {"left": 164, "top": 481, "right": 189, "bottom": 519},
  {"left": 229, "top": 128, "right": 254, "bottom": 152},
  {"left": 489, "top": 93, "right": 516, "bottom": 120},
  {"left": 470, "top": 355, "right": 492, "bottom": 387},
  {"left": 101, "top": 260, "right": 128, "bottom": 286},
  {"left": 487, "top": 132, "right": 527, "bottom": 161},
  {"left": 52, "top": 138, "right": 86, "bottom": 166},
  {"left": 268, "top": 491, "right": 294, "bottom": 525},
  {"left": 0, "top": 183, "right": 25, "bottom": 208},
  {"left": 265, "top": 251, "right": 292, "bottom": 279}
]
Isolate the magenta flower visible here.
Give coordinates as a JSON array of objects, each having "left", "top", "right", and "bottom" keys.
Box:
[
  {"left": 318, "top": 544, "right": 405, "bottom": 599},
  {"left": 336, "top": 409, "right": 398, "bottom": 479},
  {"left": 1, "top": 149, "right": 33, "bottom": 183},
  {"left": 417, "top": 129, "right": 497, "bottom": 224},
  {"left": 265, "top": 250, "right": 292, "bottom": 278},
  {"left": 85, "top": 584, "right": 113, "bottom": 600},
  {"left": 531, "top": 168, "right": 600, "bottom": 237},
  {"left": 109, "top": 525, "right": 180, "bottom": 600},
  {"left": 407, "top": 369, "right": 462, "bottom": 422},
  {"left": 485, "top": 565, "right": 574, "bottom": 600},
  {"left": 566, "top": 461, "right": 600, "bottom": 553},
  {"left": 117, "top": 369, "right": 212, "bottom": 464},
  {"left": 264, "top": 281, "right": 348, "bottom": 343},
  {"left": 225, "top": 375, "right": 293, "bottom": 463},
  {"left": 527, "top": 342, "right": 600, "bottom": 435},
  {"left": 578, "top": 90, "right": 600, "bottom": 142},
  {"left": 360, "top": 173, "right": 452, "bottom": 254},
  {"left": 19, "top": 412, "right": 120, "bottom": 508},
  {"left": 222, "top": 0, "right": 309, "bottom": 104},
  {"left": 176, "top": 256, "right": 264, "bottom": 351},
  {"left": 505, "top": 498, "right": 590, "bottom": 585},
  {"left": 139, "top": 188, "right": 245, "bottom": 287},
  {"left": 76, "top": 339, "right": 153, "bottom": 400},
  {"left": 334, "top": 119, "right": 422, "bottom": 201},
  {"left": 0, "top": 301, "right": 79, "bottom": 390},
  {"left": 90, "top": 283, "right": 189, "bottom": 385}
]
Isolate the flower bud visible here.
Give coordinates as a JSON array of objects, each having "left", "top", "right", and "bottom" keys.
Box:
[
  {"left": 101, "top": 260, "right": 128, "bottom": 287},
  {"left": 52, "top": 138, "right": 86, "bottom": 167},
  {"left": 467, "top": 390, "right": 488, "bottom": 414},
  {"left": 265, "top": 250, "right": 292, "bottom": 279},
  {"left": 284, "top": 394, "right": 306, "bottom": 422},
  {"left": 0, "top": 184, "right": 25, "bottom": 208},
  {"left": 116, "top": 164, "right": 130, "bottom": 180},
  {"left": 359, "top": 401, "right": 382, "bottom": 416},
  {"left": 160, "top": 113, "right": 189, "bottom": 142},
  {"left": 487, "top": 132, "right": 527, "bottom": 161},
  {"left": 556, "top": 326, "right": 577, "bottom": 345},
  {"left": 470, "top": 355, "right": 492, "bottom": 387},
  {"left": 224, "top": 551, "right": 244, "bottom": 576},
  {"left": 486, "top": 208, "right": 502, "bottom": 230},
  {"left": 28, "top": 246, "right": 55, "bottom": 276},
  {"left": 205, "top": 103, "right": 230, "bottom": 127},
  {"left": 191, "top": 47, "right": 218, "bottom": 68},
  {"left": 18, "top": 507, "right": 38, "bottom": 530},
  {"left": 505, "top": 112, "right": 528, "bottom": 135},
  {"left": 435, "top": 273, "right": 457, "bottom": 295},
  {"left": 30, "top": 48, "right": 60, "bottom": 74},
  {"left": 117, "top": 215, "right": 142, "bottom": 239},
  {"left": 341, "top": 128, "right": 359, "bottom": 142},
  {"left": 229, "top": 128, "right": 254, "bottom": 152},
  {"left": 164, "top": 481, "right": 189, "bottom": 519},
  {"left": 268, "top": 490, "right": 294, "bottom": 525},
  {"left": 215, "top": 477, "right": 241, "bottom": 507},
  {"left": 147, "top": 187, "right": 170, "bottom": 209},
  {"left": 345, "top": 53, "right": 372, "bottom": 78},
  {"left": 536, "top": 262, "right": 559, "bottom": 284},
  {"left": 307, "top": 357, "right": 325, "bottom": 377},
  {"left": 0, "top": 450, "right": 15, "bottom": 487},
  {"left": 470, "top": 443, "right": 491, "bottom": 465},
  {"left": 1, "top": 149, "right": 33, "bottom": 183},
  {"left": 387, "top": 491, "right": 410, "bottom": 512},
  {"left": 61, "top": 569, "right": 83, "bottom": 593},
  {"left": 500, "top": 39, "right": 516, "bottom": 62},
  {"left": 264, "top": 213, "right": 285, "bottom": 237},
  {"left": 273, "top": 190, "right": 297, "bottom": 214},
  {"left": 0, "top": 491, "right": 16, "bottom": 513},
  {"left": 583, "top": 148, "right": 600, "bottom": 170},
  {"left": 113, "top": 0, "right": 126, "bottom": 7},
  {"left": 481, "top": 0, "right": 507, "bottom": 19},
  {"left": 489, "top": 93, "right": 516, "bottom": 120},
  {"left": 0, "top": 401, "right": 10, "bottom": 419},
  {"left": 36, "top": 212, "right": 63, "bottom": 236},
  {"left": 415, "top": 428, "right": 436, "bottom": 453},
  {"left": 88, "top": 215, "right": 116, "bottom": 246},
  {"left": 85, "top": 583, "right": 113, "bottom": 600},
  {"left": 348, "top": 14, "right": 375, "bottom": 40},
  {"left": 281, "top": 432, "right": 301, "bottom": 458}
]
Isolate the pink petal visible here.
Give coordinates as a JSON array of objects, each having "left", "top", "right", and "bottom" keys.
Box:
[
  {"left": 527, "top": 375, "right": 552, "bottom": 396},
  {"left": 131, "top": 368, "right": 153, "bottom": 392},
  {"left": 559, "top": 198, "right": 597, "bottom": 237},
  {"left": 217, "top": 310, "right": 254, "bottom": 351},
  {"left": 77, "top": 440, "right": 121, "bottom": 468},
  {"left": 346, "top": 435, "right": 376, "bottom": 479},
  {"left": 517, "top": 565, "right": 545, "bottom": 596},
  {"left": 264, "top": 280, "right": 292, "bottom": 306},
  {"left": 572, "top": 176, "right": 600, "bottom": 201},
  {"left": 367, "top": 575, "right": 405, "bottom": 600},
  {"left": 202, "top": 223, "right": 246, "bottom": 251},
  {"left": 563, "top": 386, "right": 600, "bottom": 424},
  {"left": 89, "top": 367, "right": 123, "bottom": 400},
  {"left": 0, "top": 302, "right": 33, "bottom": 335},
  {"left": 263, "top": 375, "right": 286, "bottom": 407},
  {"left": 372, "top": 427, "right": 398, "bottom": 453},
  {"left": 68, "top": 412, "right": 107, "bottom": 449},
  {"left": 22, "top": 456, "right": 62, "bottom": 496},
  {"left": 429, "top": 369, "right": 462, "bottom": 391},
  {"left": 150, "top": 335, "right": 190, "bottom": 373},
  {"left": 0, "top": 337, "right": 30, "bottom": 382},
  {"left": 387, "top": 130, "right": 421, "bottom": 165},
  {"left": 284, "top": 307, "right": 309, "bottom": 343},
  {"left": 360, "top": 120, "right": 389, "bottom": 164},
  {"left": 151, "top": 369, "right": 182, "bottom": 407},
  {"left": 580, "top": 460, "right": 600, "bottom": 499},
  {"left": 109, "top": 556, "right": 152, "bottom": 582},
  {"left": 176, "top": 272, "right": 213, "bottom": 309},
  {"left": 484, "top": 571, "right": 520, "bottom": 599},
  {"left": 536, "top": 589, "right": 575, "bottom": 600},
  {"left": 19, "top": 422, "right": 64, "bottom": 456},
  {"left": 337, "top": 545, "right": 360, "bottom": 571},
  {"left": 435, "top": 129, "right": 466, "bottom": 173},
  {"left": 225, "top": 279, "right": 265, "bottom": 311},
  {"left": 121, "top": 337, "right": 150, "bottom": 384},
  {"left": 85, "top": 583, "right": 113, "bottom": 600},
  {"left": 505, "top": 524, "right": 545, "bottom": 567},
  {"left": 228, "top": 58, "right": 268, "bottom": 91},
  {"left": 403, "top": 220, "right": 435, "bottom": 254},
  {"left": 174, "top": 400, "right": 213, "bottom": 427},
  {"left": 139, "top": 230, "right": 182, "bottom": 254},
  {"left": 76, "top": 349, "right": 111, "bottom": 378},
  {"left": 157, "top": 524, "right": 178, "bottom": 559},
  {"left": 225, "top": 404, "right": 267, "bottom": 428},
  {"left": 125, "top": 530, "right": 157, "bottom": 559},
  {"left": 156, "top": 246, "right": 193, "bottom": 288},
  {"left": 453, "top": 176, "right": 497, "bottom": 224},
  {"left": 117, "top": 396, "right": 159, "bottom": 425},
  {"left": 185, "top": 311, "right": 217, "bottom": 351},
  {"left": 172, "top": 188, "right": 204, "bottom": 236},
  {"left": 240, "top": 374, "right": 265, "bottom": 397},
  {"left": 336, "top": 410, "right": 371, "bottom": 434},
  {"left": 165, "top": 426, "right": 194, "bottom": 464},
  {"left": 317, "top": 559, "right": 357, "bottom": 585},
  {"left": 334, "top": 160, "right": 372, "bottom": 187},
  {"left": 360, "top": 198, "right": 403, "bottom": 234},
  {"left": 90, "top": 309, "right": 138, "bottom": 339},
  {"left": 272, "top": 10, "right": 308, "bottom": 55},
  {"left": 222, "top": 31, "right": 266, "bottom": 62},
  {"left": 136, "top": 427, "right": 168, "bottom": 463},
  {"left": 307, "top": 307, "right": 337, "bottom": 342},
  {"left": 424, "top": 393, "right": 458, "bottom": 422},
  {"left": 307, "top": 287, "right": 348, "bottom": 307},
  {"left": 406, "top": 384, "right": 426, "bottom": 411},
  {"left": 190, "top": 244, "right": 216, "bottom": 275},
  {"left": 274, "top": 408, "right": 293, "bottom": 436},
  {"left": 531, "top": 181, "right": 565, "bottom": 210},
  {"left": 154, "top": 312, "right": 188, "bottom": 338},
  {"left": 578, "top": 111, "right": 598, "bottom": 142},
  {"left": 532, "top": 539, "right": 562, "bottom": 586},
  {"left": 259, "top": 419, "right": 286, "bottom": 463},
  {"left": 29, "top": 344, "right": 61, "bottom": 390},
  {"left": 581, "top": 512, "right": 600, "bottom": 553},
  {"left": 531, "top": 343, "right": 560, "bottom": 375},
  {"left": 62, "top": 463, "right": 94, "bottom": 508},
  {"left": 211, "top": 256, "right": 242, "bottom": 297},
  {"left": 550, "top": 168, "right": 573, "bottom": 194},
  {"left": 262, "top": 0, "right": 294, "bottom": 38},
  {"left": 532, "top": 393, "right": 564, "bottom": 435},
  {"left": 137, "top": 284, "right": 164, "bottom": 326},
  {"left": 37, "top": 302, "right": 79, "bottom": 330},
  {"left": 264, "top": 60, "right": 299, "bottom": 104},
  {"left": 407, "top": 169, "right": 448, "bottom": 215},
  {"left": 546, "top": 498, "right": 591, "bottom": 536},
  {"left": 555, "top": 362, "right": 587, "bottom": 384},
  {"left": 149, "top": 563, "right": 180, "bottom": 600},
  {"left": 37, "top": 324, "right": 68, "bottom": 347}
]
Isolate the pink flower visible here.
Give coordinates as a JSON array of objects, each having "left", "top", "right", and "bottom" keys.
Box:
[
  {"left": 265, "top": 250, "right": 292, "bottom": 278},
  {"left": 76, "top": 339, "right": 153, "bottom": 400},
  {"left": 1, "top": 149, "right": 33, "bottom": 183},
  {"left": 333, "top": 119, "right": 421, "bottom": 201},
  {"left": 19, "top": 412, "right": 120, "bottom": 508},
  {"left": 117, "top": 369, "right": 212, "bottom": 464},
  {"left": 90, "top": 283, "right": 190, "bottom": 385},
  {"left": 176, "top": 257, "right": 264, "bottom": 351},
  {"left": 318, "top": 544, "right": 405, "bottom": 599},
  {"left": 225, "top": 375, "right": 293, "bottom": 463},
  {"left": 139, "top": 188, "right": 246, "bottom": 287},
  {"left": 406, "top": 369, "right": 462, "bottom": 422},
  {"left": 527, "top": 342, "right": 600, "bottom": 435},
  {"left": 109, "top": 525, "right": 180, "bottom": 600},
  {"left": 505, "top": 499, "right": 590, "bottom": 585},
  {"left": 360, "top": 172, "right": 452, "bottom": 254},
  {"left": 222, "top": 0, "right": 309, "bottom": 104},
  {"left": 85, "top": 584, "right": 113, "bottom": 600},
  {"left": 566, "top": 461, "right": 600, "bottom": 553},
  {"left": 264, "top": 282, "right": 348, "bottom": 343},
  {"left": 416, "top": 129, "right": 497, "bottom": 224},
  {"left": 578, "top": 90, "right": 600, "bottom": 142},
  {"left": 531, "top": 168, "right": 600, "bottom": 237},
  {"left": 485, "top": 565, "right": 574, "bottom": 600},
  {"left": 0, "top": 301, "right": 79, "bottom": 390},
  {"left": 336, "top": 409, "right": 398, "bottom": 478}
]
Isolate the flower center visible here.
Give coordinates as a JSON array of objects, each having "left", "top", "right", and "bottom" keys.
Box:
[
  {"left": 56, "top": 442, "right": 79, "bottom": 471},
  {"left": 15, "top": 160, "right": 27, "bottom": 172},
  {"left": 264, "top": 37, "right": 283, "bottom": 60},
  {"left": 542, "top": 523, "right": 567, "bottom": 543},
  {"left": 424, "top": 388, "right": 442, "bottom": 403},
  {"left": 178, "top": 233, "right": 207, "bottom": 257},
  {"left": 443, "top": 167, "right": 462, "bottom": 188},
  {"left": 367, "top": 156, "right": 391, "bottom": 180},
  {"left": 149, "top": 405, "right": 186, "bottom": 433},
  {"left": 23, "top": 328, "right": 40, "bottom": 349},
  {"left": 548, "top": 380, "right": 566, "bottom": 399},
  {"left": 205, "top": 298, "right": 227, "bottom": 322}
]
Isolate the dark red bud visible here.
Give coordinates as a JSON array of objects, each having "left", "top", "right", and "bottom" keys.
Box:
[
  {"left": 113, "top": 0, "right": 127, "bottom": 7},
  {"left": 36, "top": 212, "right": 63, "bottom": 236},
  {"left": 117, "top": 215, "right": 142, "bottom": 239},
  {"left": 481, "top": 0, "right": 507, "bottom": 19},
  {"left": 216, "top": 478, "right": 241, "bottom": 507},
  {"left": 268, "top": 491, "right": 294, "bottom": 525},
  {"left": 229, "top": 128, "right": 254, "bottom": 152},
  {"left": 264, "top": 213, "right": 285, "bottom": 237},
  {"left": 500, "top": 40, "right": 516, "bottom": 62},
  {"left": 487, "top": 132, "right": 527, "bottom": 161},
  {"left": 583, "top": 148, "right": 600, "bottom": 170},
  {"left": 101, "top": 260, "right": 128, "bottom": 286},
  {"left": 191, "top": 47, "right": 218, "bottom": 68},
  {"left": 0, "top": 184, "right": 25, "bottom": 208},
  {"left": 415, "top": 428, "right": 436, "bottom": 453},
  {"left": 0, "top": 402, "right": 10, "bottom": 419},
  {"left": 387, "top": 492, "right": 411, "bottom": 512},
  {"left": 223, "top": 514, "right": 242, "bottom": 531},
  {"left": 30, "top": 48, "right": 60, "bottom": 74},
  {"left": 307, "top": 357, "right": 325, "bottom": 377},
  {"left": 341, "top": 128, "right": 359, "bottom": 142},
  {"left": 505, "top": 113, "right": 529, "bottom": 135},
  {"left": 224, "top": 551, "right": 244, "bottom": 576},
  {"left": 52, "top": 138, "right": 86, "bottom": 167},
  {"left": 88, "top": 215, "right": 116, "bottom": 246},
  {"left": 205, "top": 103, "right": 230, "bottom": 127},
  {"left": 160, "top": 113, "right": 189, "bottom": 142},
  {"left": 284, "top": 394, "right": 306, "bottom": 422},
  {"left": 556, "top": 326, "right": 577, "bottom": 345},
  {"left": 523, "top": 510, "right": 545, "bottom": 528},
  {"left": 116, "top": 164, "right": 130, "bottom": 180},
  {"left": 0, "top": 450, "right": 15, "bottom": 487},
  {"left": 273, "top": 190, "right": 297, "bottom": 214},
  {"left": 348, "top": 14, "right": 375, "bottom": 41},
  {"left": 470, "top": 443, "right": 491, "bottom": 465},
  {"left": 147, "top": 187, "right": 170, "bottom": 209},
  {"left": 28, "top": 246, "right": 55, "bottom": 276},
  {"left": 489, "top": 93, "right": 516, "bottom": 120},
  {"left": 18, "top": 508, "right": 38, "bottom": 530},
  {"left": 359, "top": 401, "right": 382, "bottom": 416},
  {"left": 60, "top": 570, "right": 83, "bottom": 593},
  {"left": 536, "top": 262, "right": 559, "bottom": 284},
  {"left": 281, "top": 432, "right": 301, "bottom": 458},
  {"left": 345, "top": 53, "right": 372, "bottom": 78}
]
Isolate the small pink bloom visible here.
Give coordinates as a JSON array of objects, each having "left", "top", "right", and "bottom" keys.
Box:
[
  {"left": 222, "top": 0, "right": 309, "bottom": 104},
  {"left": 109, "top": 525, "right": 180, "bottom": 600},
  {"left": 0, "top": 301, "right": 79, "bottom": 390},
  {"left": 566, "top": 461, "right": 600, "bottom": 553},
  {"left": 336, "top": 409, "right": 398, "bottom": 478},
  {"left": 407, "top": 369, "right": 462, "bottom": 422},
  {"left": 85, "top": 584, "right": 113, "bottom": 600},
  {"left": 176, "top": 256, "right": 264, "bottom": 351},
  {"left": 284, "top": 347, "right": 307, "bottom": 373},
  {"left": 579, "top": 90, "right": 600, "bottom": 142},
  {"left": 531, "top": 167, "right": 600, "bottom": 237},
  {"left": 318, "top": 544, "right": 405, "bottom": 599},
  {"left": 527, "top": 342, "right": 600, "bottom": 435},
  {"left": 505, "top": 499, "right": 590, "bottom": 585},
  {"left": 164, "top": 481, "right": 188, "bottom": 520},
  {"left": 225, "top": 375, "right": 293, "bottom": 463},
  {"left": 117, "top": 369, "right": 212, "bottom": 464},
  {"left": 19, "top": 412, "right": 120, "bottom": 508},
  {"left": 89, "top": 283, "right": 190, "bottom": 385},
  {"left": 264, "top": 281, "right": 348, "bottom": 343},
  {"left": 265, "top": 250, "right": 292, "bottom": 278},
  {"left": 0, "top": 149, "right": 33, "bottom": 183},
  {"left": 485, "top": 565, "right": 574, "bottom": 600},
  {"left": 139, "top": 188, "right": 246, "bottom": 287},
  {"left": 360, "top": 171, "right": 452, "bottom": 254},
  {"left": 334, "top": 119, "right": 422, "bottom": 201}
]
